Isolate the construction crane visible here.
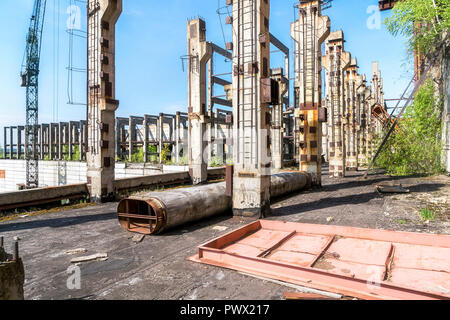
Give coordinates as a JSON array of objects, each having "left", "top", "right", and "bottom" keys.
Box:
[{"left": 20, "top": 0, "right": 47, "bottom": 189}]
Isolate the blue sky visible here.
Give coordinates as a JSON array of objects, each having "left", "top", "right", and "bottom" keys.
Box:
[{"left": 0, "top": 0, "right": 411, "bottom": 145}]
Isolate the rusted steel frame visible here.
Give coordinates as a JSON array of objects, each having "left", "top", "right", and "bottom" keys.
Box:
[
  {"left": 308, "top": 234, "right": 335, "bottom": 268},
  {"left": 192, "top": 246, "right": 446, "bottom": 300},
  {"left": 190, "top": 220, "right": 450, "bottom": 300},
  {"left": 257, "top": 231, "right": 296, "bottom": 259},
  {"left": 201, "top": 220, "right": 450, "bottom": 249}
]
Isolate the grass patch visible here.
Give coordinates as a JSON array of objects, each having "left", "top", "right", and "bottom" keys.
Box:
[
  {"left": 397, "top": 219, "right": 407, "bottom": 225},
  {"left": 420, "top": 208, "right": 435, "bottom": 221}
]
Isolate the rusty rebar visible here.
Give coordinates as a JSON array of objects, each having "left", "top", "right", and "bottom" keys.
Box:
[{"left": 13, "top": 241, "right": 19, "bottom": 261}]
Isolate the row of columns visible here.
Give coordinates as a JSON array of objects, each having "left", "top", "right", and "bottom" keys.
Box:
[
  {"left": 3, "top": 122, "right": 87, "bottom": 161},
  {"left": 185, "top": 0, "right": 386, "bottom": 216},
  {"left": 1, "top": 111, "right": 233, "bottom": 164},
  {"left": 322, "top": 30, "right": 384, "bottom": 178}
]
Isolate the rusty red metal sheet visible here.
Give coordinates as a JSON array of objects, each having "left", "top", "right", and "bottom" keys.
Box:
[{"left": 188, "top": 220, "right": 450, "bottom": 300}]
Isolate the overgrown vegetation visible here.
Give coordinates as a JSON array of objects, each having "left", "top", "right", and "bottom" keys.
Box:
[
  {"left": 385, "top": 0, "right": 449, "bottom": 55},
  {"left": 375, "top": 80, "right": 443, "bottom": 175},
  {"left": 375, "top": 0, "right": 448, "bottom": 175},
  {"left": 209, "top": 156, "right": 224, "bottom": 167}
]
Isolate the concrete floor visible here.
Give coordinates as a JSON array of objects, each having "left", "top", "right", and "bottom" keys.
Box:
[{"left": 0, "top": 168, "right": 448, "bottom": 300}]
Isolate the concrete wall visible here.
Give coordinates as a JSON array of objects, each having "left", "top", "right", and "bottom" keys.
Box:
[{"left": 0, "top": 160, "right": 189, "bottom": 193}]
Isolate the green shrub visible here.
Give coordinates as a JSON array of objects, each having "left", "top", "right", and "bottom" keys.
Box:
[{"left": 375, "top": 80, "right": 443, "bottom": 175}]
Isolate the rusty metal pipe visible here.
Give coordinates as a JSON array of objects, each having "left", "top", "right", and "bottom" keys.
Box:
[
  {"left": 118, "top": 172, "right": 310, "bottom": 235},
  {"left": 270, "top": 172, "right": 311, "bottom": 198},
  {"left": 118, "top": 182, "right": 229, "bottom": 235}
]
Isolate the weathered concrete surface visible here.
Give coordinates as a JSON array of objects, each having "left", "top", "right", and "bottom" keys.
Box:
[{"left": 0, "top": 168, "right": 448, "bottom": 300}]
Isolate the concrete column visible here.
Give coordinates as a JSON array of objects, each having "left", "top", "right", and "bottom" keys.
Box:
[
  {"left": 68, "top": 122, "right": 73, "bottom": 160},
  {"left": 345, "top": 58, "right": 358, "bottom": 171},
  {"left": 158, "top": 114, "right": 163, "bottom": 164},
  {"left": 143, "top": 116, "right": 149, "bottom": 163},
  {"left": 322, "top": 98, "right": 329, "bottom": 162},
  {"left": 187, "top": 18, "right": 212, "bottom": 184},
  {"left": 175, "top": 112, "right": 180, "bottom": 164},
  {"left": 86, "top": 0, "right": 122, "bottom": 202},
  {"left": 17, "top": 126, "right": 23, "bottom": 159},
  {"left": 372, "top": 61, "right": 384, "bottom": 135},
  {"left": 291, "top": 0, "right": 330, "bottom": 185},
  {"left": 3, "top": 127, "right": 6, "bottom": 159},
  {"left": 80, "top": 120, "right": 86, "bottom": 161},
  {"left": 231, "top": 0, "right": 271, "bottom": 218},
  {"left": 39, "top": 125, "right": 44, "bottom": 160},
  {"left": 114, "top": 118, "right": 121, "bottom": 161},
  {"left": 9, "top": 127, "right": 13, "bottom": 159},
  {"left": 128, "top": 116, "right": 134, "bottom": 161},
  {"left": 356, "top": 75, "right": 367, "bottom": 167},
  {"left": 58, "top": 123, "right": 63, "bottom": 160},
  {"left": 322, "top": 30, "right": 351, "bottom": 178},
  {"left": 271, "top": 68, "right": 288, "bottom": 170}
]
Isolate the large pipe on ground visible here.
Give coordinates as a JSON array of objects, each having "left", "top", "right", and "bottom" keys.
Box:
[{"left": 117, "top": 172, "right": 311, "bottom": 235}]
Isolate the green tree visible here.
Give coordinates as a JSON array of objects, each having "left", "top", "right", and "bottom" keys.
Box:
[{"left": 385, "top": 0, "right": 449, "bottom": 55}]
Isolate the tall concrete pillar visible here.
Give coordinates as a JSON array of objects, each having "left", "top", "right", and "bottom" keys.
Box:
[
  {"left": 344, "top": 58, "right": 358, "bottom": 171},
  {"left": 322, "top": 98, "right": 330, "bottom": 162},
  {"left": 231, "top": 0, "right": 271, "bottom": 218},
  {"left": 271, "top": 68, "right": 288, "bottom": 170},
  {"left": 372, "top": 61, "right": 384, "bottom": 134},
  {"left": 187, "top": 19, "right": 212, "bottom": 184},
  {"left": 356, "top": 74, "right": 368, "bottom": 167},
  {"left": 322, "top": 30, "right": 351, "bottom": 178},
  {"left": 291, "top": 0, "right": 330, "bottom": 185},
  {"left": 86, "top": 0, "right": 122, "bottom": 202},
  {"left": 366, "top": 86, "right": 376, "bottom": 158}
]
